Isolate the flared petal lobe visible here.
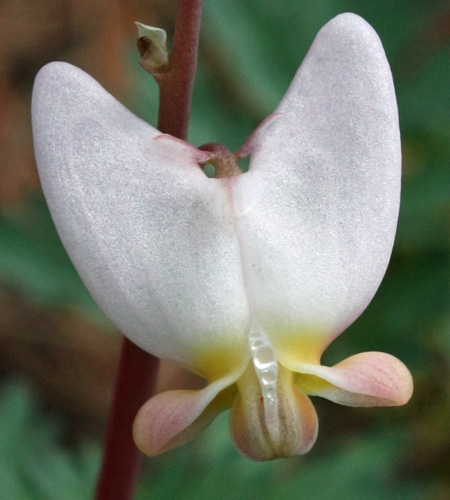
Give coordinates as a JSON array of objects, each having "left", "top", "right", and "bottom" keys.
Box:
[
  {"left": 133, "top": 374, "right": 238, "bottom": 456},
  {"left": 234, "top": 13, "right": 402, "bottom": 360},
  {"left": 293, "top": 352, "right": 413, "bottom": 406},
  {"left": 32, "top": 62, "right": 250, "bottom": 379}
]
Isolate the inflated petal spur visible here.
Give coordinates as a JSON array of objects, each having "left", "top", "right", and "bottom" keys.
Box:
[{"left": 32, "top": 13, "right": 413, "bottom": 460}]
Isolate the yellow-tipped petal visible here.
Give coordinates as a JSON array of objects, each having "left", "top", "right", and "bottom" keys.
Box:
[
  {"left": 234, "top": 13, "right": 401, "bottom": 350},
  {"left": 32, "top": 62, "right": 251, "bottom": 376}
]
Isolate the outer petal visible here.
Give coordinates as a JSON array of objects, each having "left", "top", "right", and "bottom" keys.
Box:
[
  {"left": 133, "top": 374, "right": 238, "bottom": 456},
  {"left": 32, "top": 62, "right": 250, "bottom": 379},
  {"left": 293, "top": 352, "right": 413, "bottom": 406},
  {"left": 233, "top": 13, "right": 401, "bottom": 361}
]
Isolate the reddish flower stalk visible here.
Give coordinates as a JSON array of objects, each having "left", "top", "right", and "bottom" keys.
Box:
[
  {"left": 95, "top": 1, "right": 204, "bottom": 499},
  {"left": 95, "top": 340, "right": 159, "bottom": 500},
  {"left": 158, "top": 0, "right": 204, "bottom": 139}
]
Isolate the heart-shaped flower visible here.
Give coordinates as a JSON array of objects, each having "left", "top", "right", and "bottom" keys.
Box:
[{"left": 32, "top": 13, "right": 413, "bottom": 460}]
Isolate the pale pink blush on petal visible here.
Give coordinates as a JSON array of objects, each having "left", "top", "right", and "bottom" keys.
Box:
[
  {"left": 300, "top": 352, "right": 413, "bottom": 407},
  {"left": 133, "top": 377, "right": 235, "bottom": 456},
  {"left": 154, "top": 134, "right": 214, "bottom": 164},
  {"left": 235, "top": 113, "right": 282, "bottom": 159}
]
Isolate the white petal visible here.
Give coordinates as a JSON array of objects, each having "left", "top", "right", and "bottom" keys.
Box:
[
  {"left": 234, "top": 13, "right": 401, "bottom": 356},
  {"left": 32, "top": 62, "right": 250, "bottom": 378}
]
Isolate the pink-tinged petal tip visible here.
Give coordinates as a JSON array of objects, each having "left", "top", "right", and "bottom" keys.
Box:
[
  {"left": 133, "top": 380, "right": 234, "bottom": 456},
  {"left": 301, "top": 352, "right": 413, "bottom": 407}
]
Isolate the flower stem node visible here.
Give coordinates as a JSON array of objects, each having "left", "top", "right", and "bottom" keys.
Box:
[
  {"left": 32, "top": 13, "right": 413, "bottom": 461},
  {"left": 135, "top": 22, "right": 169, "bottom": 77},
  {"left": 198, "top": 143, "right": 243, "bottom": 178}
]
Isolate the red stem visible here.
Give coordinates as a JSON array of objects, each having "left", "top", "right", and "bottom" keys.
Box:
[
  {"left": 96, "top": 340, "right": 159, "bottom": 500},
  {"left": 158, "top": 0, "right": 204, "bottom": 139},
  {"left": 95, "top": 1, "right": 204, "bottom": 499}
]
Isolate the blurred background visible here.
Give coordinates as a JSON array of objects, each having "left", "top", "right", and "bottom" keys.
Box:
[{"left": 0, "top": 0, "right": 449, "bottom": 499}]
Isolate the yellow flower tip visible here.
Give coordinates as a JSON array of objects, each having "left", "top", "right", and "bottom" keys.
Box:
[
  {"left": 190, "top": 340, "right": 250, "bottom": 382},
  {"left": 273, "top": 328, "right": 330, "bottom": 366}
]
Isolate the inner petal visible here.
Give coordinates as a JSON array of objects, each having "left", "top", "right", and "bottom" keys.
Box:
[
  {"left": 248, "top": 324, "right": 280, "bottom": 440},
  {"left": 230, "top": 360, "right": 318, "bottom": 460}
]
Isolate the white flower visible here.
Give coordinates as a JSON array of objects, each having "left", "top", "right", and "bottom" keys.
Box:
[{"left": 32, "top": 13, "right": 413, "bottom": 460}]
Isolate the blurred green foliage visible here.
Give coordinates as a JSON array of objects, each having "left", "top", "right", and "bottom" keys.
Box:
[
  {"left": 0, "top": 0, "right": 449, "bottom": 498},
  {"left": 0, "top": 382, "right": 427, "bottom": 500},
  {"left": 0, "top": 380, "right": 100, "bottom": 500}
]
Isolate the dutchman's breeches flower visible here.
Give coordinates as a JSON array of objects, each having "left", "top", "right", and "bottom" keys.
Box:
[{"left": 32, "top": 14, "right": 413, "bottom": 460}]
